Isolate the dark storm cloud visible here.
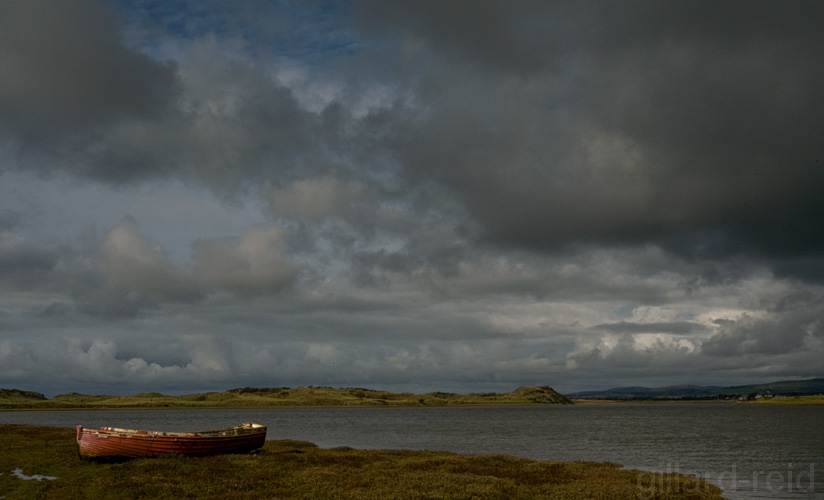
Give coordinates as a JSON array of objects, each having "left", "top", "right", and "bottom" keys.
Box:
[
  {"left": 0, "top": 0, "right": 178, "bottom": 170},
  {"left": 0, "top": 0, "right": 325, "bottom": 189},
  {"left": 0, "top": 236, "right": 59, "bottom": 289},
  {"left": 703, "top": 289, "right": 824, "bottom": 357},
  {"left": 4, "top": 0, "right": 822, "bottom": 262},
  {"left": 355, "top": 1, "right": 824, "bottom": 268},
  {"left": 0, "top": 210, "right": 22, "bottom": 231}
]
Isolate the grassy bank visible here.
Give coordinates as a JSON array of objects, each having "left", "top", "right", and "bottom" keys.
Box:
[
  {"left": 0, "top": 424, "right": 724, "bottom": 500},
  {"left": 0, "top": 385, "right": 572, "bottom": 409},
  {"left": 743, "top": 395, "right": 824, "bottom": 404}
]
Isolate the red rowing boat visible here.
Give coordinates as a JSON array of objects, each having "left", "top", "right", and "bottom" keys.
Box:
[{"left": 76, "top": 422, "right": 267, "bottom": 458}]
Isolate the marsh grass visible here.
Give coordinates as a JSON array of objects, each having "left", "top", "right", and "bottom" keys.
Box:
[
  {"left": 0, "top": 424, "right": 724, "bottom": 500},
  {"left": 745, "top": 395, "right": 824, "bottom": 404}
]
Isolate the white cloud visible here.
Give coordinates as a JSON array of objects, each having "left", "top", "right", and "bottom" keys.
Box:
[
  {"left": 193, "top": 226, "right": 300, "bottom": 294},
  {"left": 102, "top": 217, "right": 176, "bottom": 291},
  {"left": 261, "top": 177, "right": 365, "bottom": 223}
]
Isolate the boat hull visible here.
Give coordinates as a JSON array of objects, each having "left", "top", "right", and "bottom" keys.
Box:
[{"left": 76, "top": 422, "right": 267, "bottom": 459}]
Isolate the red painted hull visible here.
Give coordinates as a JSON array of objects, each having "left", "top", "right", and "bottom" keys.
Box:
[{"left": 76, "top": 422, "right": 267, "bottom": 459}]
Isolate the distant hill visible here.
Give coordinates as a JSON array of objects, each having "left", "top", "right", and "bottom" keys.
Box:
[
  {"left": 566, "top": 378, "right": 824, "bottom": 400},
  {"left": 0, "top": 385, "right": 572, "bottom": 409},
  {"left": 0, "top": 388, "right": 46, "bottom": 400}
]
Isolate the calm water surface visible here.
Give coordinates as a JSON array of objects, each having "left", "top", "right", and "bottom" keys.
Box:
[{"left": 2, "top": 403, "right": 821, "bottom": 500}]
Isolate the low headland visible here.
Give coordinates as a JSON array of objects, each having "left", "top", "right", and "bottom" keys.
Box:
[
  {"left": 0, "top": 385, "right": 572, "bottom": 410},
  {"left": 0, "top": 424, "right": 725, "bottom": 500}
]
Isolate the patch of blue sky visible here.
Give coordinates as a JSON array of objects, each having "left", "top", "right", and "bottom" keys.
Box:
[
  {"left": 110, "top": 0, "right": 360, "bottom": 64},
  {"left": 111, "top": 0, "right": 236, "bottom": 40}
]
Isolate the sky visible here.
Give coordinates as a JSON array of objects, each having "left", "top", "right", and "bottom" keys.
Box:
[{"left": 1, "top": 0, "right": 823, "bottom": 396}]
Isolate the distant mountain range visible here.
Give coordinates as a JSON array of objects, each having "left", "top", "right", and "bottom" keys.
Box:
[{"left": 566, "top": 377, "right": 824, "bottom": 400}]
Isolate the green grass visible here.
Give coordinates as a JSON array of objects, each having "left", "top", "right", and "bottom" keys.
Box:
[
  {"left": 0, "top": 424, "right": 724, "bottom": 500},
  {"left": 0, "top": 385, "right": 573, "bottom": 409},
  {"left": 744, "top": 395, "right": 824, "bottom": 404}
]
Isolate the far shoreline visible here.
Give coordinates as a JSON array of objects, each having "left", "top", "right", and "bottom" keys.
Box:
[
  {"left": 1, "top": 385, "right": 574, "bottom": 410},
  {"left": 572, "top": 396, "right": 824, "bottom": 405},
  {"left": 3, "top": 385, "right": 822, "bottom": 410},
  {"left": 3, "top": 398, "right": 823, "bottom": 412}
]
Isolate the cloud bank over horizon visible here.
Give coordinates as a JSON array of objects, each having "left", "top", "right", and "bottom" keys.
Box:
[{"left": 1, "top": 0, "right": 823, "bottom": 396}]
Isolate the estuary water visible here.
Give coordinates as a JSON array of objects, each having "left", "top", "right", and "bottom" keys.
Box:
[{"left": 1, "top": 403, "right": 821, "bottom": 500}]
